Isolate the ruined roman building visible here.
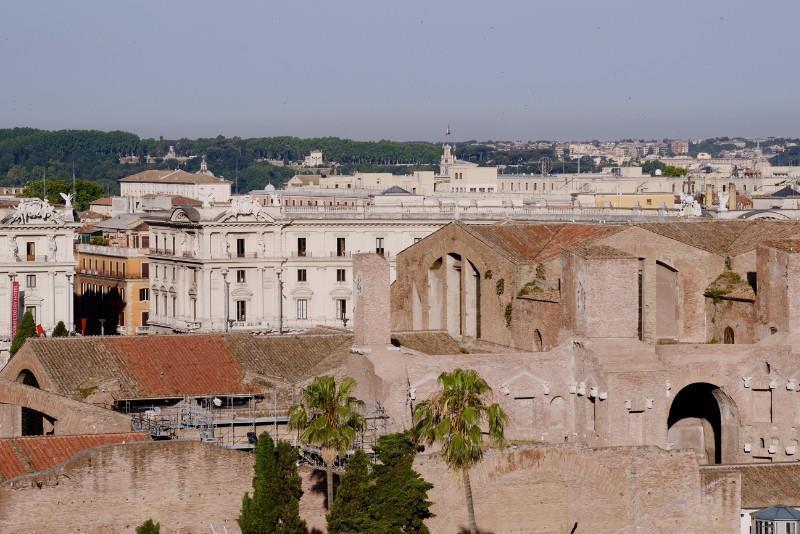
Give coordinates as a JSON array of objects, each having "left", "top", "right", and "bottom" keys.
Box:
[{"left": 390, "top": 220, "right": 800, "bottom": 465}]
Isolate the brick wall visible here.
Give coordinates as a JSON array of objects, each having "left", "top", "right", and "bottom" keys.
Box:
[
  {"left": 0, "top": 440, "right": 327, "bottom": 533},
  {"left": 414, "top": 444, "right": 740, "bottom": 533}
]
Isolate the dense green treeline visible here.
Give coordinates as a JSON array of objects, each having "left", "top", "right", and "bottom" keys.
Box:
[{"left": 0, "top": 128, "right": 445, "bottom": 193}]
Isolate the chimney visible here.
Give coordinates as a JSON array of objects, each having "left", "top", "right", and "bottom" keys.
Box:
[
  {"left": 728, "top": 183, "right": 737, "bottom": 210},
  {"left": 352, "top": 253, "right": 391, "bottom": 346}
]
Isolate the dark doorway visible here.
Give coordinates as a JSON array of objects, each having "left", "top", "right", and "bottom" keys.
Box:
[{"left": 667, "top": 383, "right": 739, "bottom": 464}]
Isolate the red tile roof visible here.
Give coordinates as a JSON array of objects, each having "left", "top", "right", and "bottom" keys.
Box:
[
  {"left": 8, "top": 333, "right": 353, "bottom": 400},
  {"left": 462, "top": 223, "right": 625, "bottom": 264},
  {"left": 112, "top": 336, "right": 250, "bottom": 397},
  {"left": 0, "top": 433, "right": 147, "bottom": 482},
  {"left": 458, "top": 220, "right": 800, "bottom": 264}
]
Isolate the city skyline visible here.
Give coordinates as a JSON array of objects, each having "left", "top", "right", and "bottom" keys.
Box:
[{"left": 2, "top": 0, "right": 798, "bottom": 141}]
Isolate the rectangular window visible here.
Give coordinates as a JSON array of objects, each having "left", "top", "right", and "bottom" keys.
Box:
[
  {"left": 297, "top": 237, "right": 306, "bottom": 257},
  {"left": 172, "top": 296, "right": 176, "bottom": 317},
  {"left": 236, "top": 300, "right": 247, "bottom": 321},
  {"left": 237, "top": 269, "right": 246, "bottom": 283},
  {"left": 26, "top": 242, "right": 35, "bottom": 261},
  {"left": 336, "top": 268, "right": 346, "bottom": 282},
  {"left": 172, "top": 236, "right": 176, "bottom": 253},
  {"left": 139, "top": 288, "right": 150, "bottom": 301},
  {"left": 335, "top": 298, "right": 347, "bottom": 320},
  {"left": 141, "top": 262, "right": 149, "bottom": 277},
  {"left": 297, "top": 269, "right": 307, "bottom": 282},
  {"left": 25, "top": 274, "right": 36, "bottom": 288},
  {"left": 297, "top": 299, "right": 308, "bottom": 320},
  {"left": 25, "top": 306, "right": 36, "bottom": 323},
  {"left": 141, "top": 311, "right": 149, "bottom": 326},
  {"left": 375, "top": 237, "right": 385, "bottom": 256},
  {"left": 236, "top": 238, "right": 245, "bottom": 258},
  {"left": 142, "top": 235, "right": 150, "bottom": 249},
  {"left": 337, "top": 237, "right": 346, "bottom": 257}
]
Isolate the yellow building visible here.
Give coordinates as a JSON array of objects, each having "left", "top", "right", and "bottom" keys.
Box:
[{"left": 74, "top": 215, "right": 151, "bottom": 335}]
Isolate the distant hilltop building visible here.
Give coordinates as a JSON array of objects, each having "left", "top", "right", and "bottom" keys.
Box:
[
  {"left": 302, "top": 150, "right": 324, "bottom": 167},
  {"left": 118, "top": 163, "right": 231, "bottom": 203},
  {"left": 670, "top": 139, "right": 690, "bottom": 155}
]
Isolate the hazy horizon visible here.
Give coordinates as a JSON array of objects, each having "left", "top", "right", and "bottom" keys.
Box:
[{"left": 2, "top": 0, "right": 798, "bottom": 141}]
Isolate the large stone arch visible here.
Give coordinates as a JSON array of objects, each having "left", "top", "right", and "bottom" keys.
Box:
[
  {"left": 667, "top": 382, "right": 740, "bottom": 464},
  {"left": 0, "top": 378, "right": 131, "bottom": 438}
]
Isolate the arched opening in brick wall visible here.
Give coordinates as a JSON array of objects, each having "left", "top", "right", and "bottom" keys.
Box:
[
  {"left": 15, "top": 369, "right": 54, "bottom": 436},
  {"left": 655, "top": 261, "right": 679, "bottom": 341},
  {"left": 443, "top": 253, "right": 481, "bottom": 339},
  {"left": 427, "top": 258, "right": 443, "bottom": 330},
  {"left": 724, "top": 327, "right": 735, "bottom": 344},
  {"left": 533, "top": 329, "right": 543, "bottom": 352},
  {"left": 667, "top": 383, "right": 739, "bottom": 465}
]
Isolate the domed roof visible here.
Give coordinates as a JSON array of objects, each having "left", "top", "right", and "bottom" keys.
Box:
[{"left": 265, "top": 182, "right": 276, "bottom": 192}]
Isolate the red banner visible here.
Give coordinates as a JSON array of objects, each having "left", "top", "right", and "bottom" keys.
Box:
[
  {"left": 80, "top": 318, "right": 87, "bottom": 335},
  {"left": 10, "top": 280, "right": 19, "bottom": 336}
]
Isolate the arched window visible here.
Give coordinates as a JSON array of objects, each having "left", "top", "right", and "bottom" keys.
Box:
[
  {"left": 723, "top": 327, "right": 734, "bottom": 344},
  {"left": 534, "top": 329, "right": 543, "bottom": 352}
]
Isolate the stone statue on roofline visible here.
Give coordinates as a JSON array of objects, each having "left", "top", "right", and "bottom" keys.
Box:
[{"left": 5, "top": 198, "right": 64, "bottom": 225}]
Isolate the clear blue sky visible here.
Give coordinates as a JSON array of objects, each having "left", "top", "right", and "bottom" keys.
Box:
[{"left": 1, "top": 0, "right": 797, "bottom": 141}]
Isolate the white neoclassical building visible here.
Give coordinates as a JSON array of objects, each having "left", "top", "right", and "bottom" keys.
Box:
[{"left": 0, "top": 198, "right": 78, "bottom": 354}]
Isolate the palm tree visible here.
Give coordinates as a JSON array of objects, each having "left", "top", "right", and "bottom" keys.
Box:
[
  {"left": 412, "top": 368, "right": 507, "bottom": 534},
  {"left": 288, "top": 375, "right": 366, "bottom": 508}
]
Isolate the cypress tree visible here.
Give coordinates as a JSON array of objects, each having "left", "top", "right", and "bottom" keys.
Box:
[
  {"left": 52, "top": 320, "right": 68, "bottom": 337},
  {"left": 10, "top": 310, "right": 37, "bottom": 356},
  {"left": 238, "top": 433, "right": 307, "bottom": 534},
  {"left": 274, "top": 440, "right": 307, "bottom": 533},
  {"left": 327, "top": 450, "right": 373, "bottom": 534},
  {"left": 370, "top": 432, "right": 433, "bottom": 533},
  {"left": 135, "top": 519, "right": 160, "bottom": 534}
]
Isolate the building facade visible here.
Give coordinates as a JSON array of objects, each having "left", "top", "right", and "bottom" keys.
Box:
[
  {"left": 119, "top": 168, "right": 231, "bottom": 203},
  {"left": 0, "top": 199, "right": 78, "bottom": 352}
]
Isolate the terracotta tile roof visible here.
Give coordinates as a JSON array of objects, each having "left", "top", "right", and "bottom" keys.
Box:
[
  {"left": 10, "top": 333, "right": 353, "bottom": 400},
  {"left": 223, "top": 334, "right": 353, "bottom": 384},
  {"left": 702, "top": 464, "right": 800, "bottom": 509},
  {"left": 571, "top": 244, "right": 634, "bottom": 260},
  {"left": 169, "top": 195, "right": 203, "bottom": 207},
  {"left": 119, "top": 169, "right": 230, "bottom": 185},
  {"left": 637, "top": 221, "right": 800, "bottom": 257},
  {"left": 462, "top": 223, "right": 624, "bottom": 264},
  {"left": 765, "top": 238, "right": 800, "bottom": 253},
  {"left": 112, "top": 336, "right": 249, "bottom": 397},
  {"left": 0, "top": 441, "right": 27, "bottom": 480},
  {"left": 391, "top": 331, "right": 466, "bottom": 355},
  {"left": 90, "top": 197, "right": 113, "bottom": 206},
  {"left": 0, "top": 433, "right": 147, "bottom": 482},
  {"left": 460, "top": 221, "right": 800, "bottom": 264}
]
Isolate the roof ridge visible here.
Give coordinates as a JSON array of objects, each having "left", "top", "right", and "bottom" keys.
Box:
[{"left": 531, "top": 223, "right": 565, "bottom": 262}]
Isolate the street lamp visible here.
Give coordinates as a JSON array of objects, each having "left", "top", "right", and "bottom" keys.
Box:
[
  {"left": 276, "top": 269, "right": 283, "bottom": 334},
  {"left": 221, "top": 269, "right": 230, "bottom": 332}
]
